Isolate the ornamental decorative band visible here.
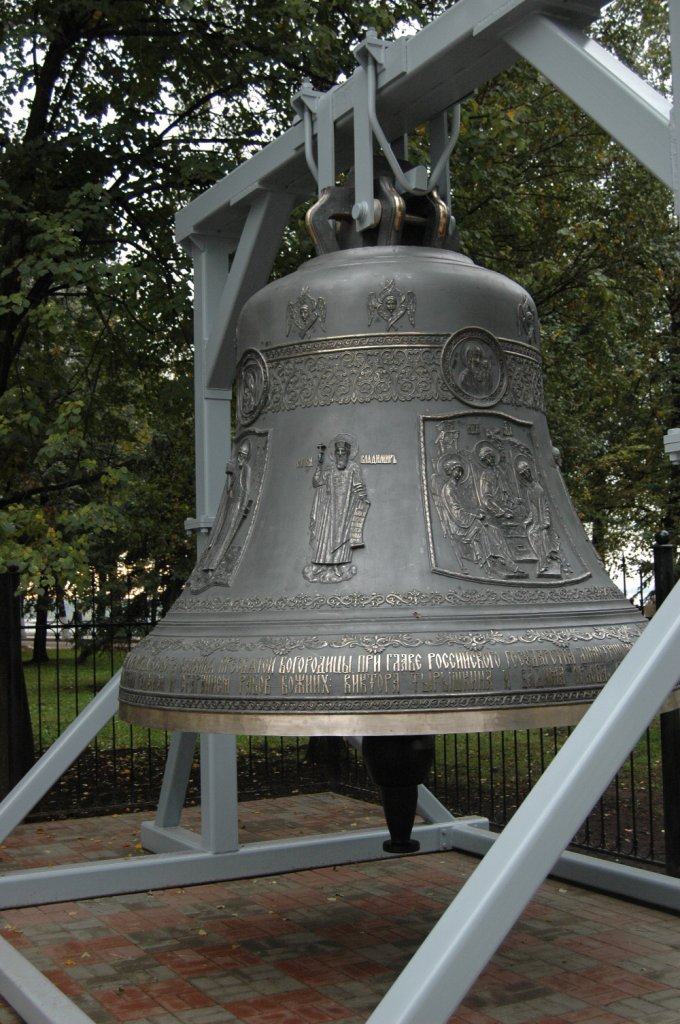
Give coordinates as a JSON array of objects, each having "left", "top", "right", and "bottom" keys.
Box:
[
  {"left": 130, "top": 624, "right": 643, "bottom": 658},
  {"left": 260, "top": 334, "right": 544, "bottom": 414},
  {"left": 173, "top": 583, "right": 625, "bottom": 613},
  {"left": 119, "top": 685, "right": 607, "bottom": 716}
]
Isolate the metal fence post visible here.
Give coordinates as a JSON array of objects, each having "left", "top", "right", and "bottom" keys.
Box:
[{"left": 655, "top": 530, "right": 680, "bottom": 876}]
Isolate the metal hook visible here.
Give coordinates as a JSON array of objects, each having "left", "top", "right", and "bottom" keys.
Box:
[
  {"left": 358, "top": 32, "right": 461, "bottom": 197},
  {"left": 292, "top": 80, "right": 322, "bottom": 185}
]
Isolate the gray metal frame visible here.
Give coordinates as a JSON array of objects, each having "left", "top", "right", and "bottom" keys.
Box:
[{"left": 1, "top": 1, "right": 679, "bottom": 1021}]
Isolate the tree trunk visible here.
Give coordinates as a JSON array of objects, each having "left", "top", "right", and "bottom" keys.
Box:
[
  {"left": 590, "top": 513, "right": 608, "bottom": 563},
  {"left": 0, "top": 570, "right": 35, "bottom": 797}
]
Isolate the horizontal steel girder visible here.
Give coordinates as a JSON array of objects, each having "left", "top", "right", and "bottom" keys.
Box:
[
  {"left": 175, "top": 0, "right": 607, "bottom": 246},
  {"left": 176, "top": 0, "right": 680, "bottom": 389}
]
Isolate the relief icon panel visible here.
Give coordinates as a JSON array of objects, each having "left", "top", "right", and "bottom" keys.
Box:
[
  {"left": 189, "top": 429, "right": 270, "bottom": 593},
  {"left": 303, "top": 433, "right": 370, "bottom": 584},
  {"left": 420, "top": 413, "right": 589, "bottom": 585}
]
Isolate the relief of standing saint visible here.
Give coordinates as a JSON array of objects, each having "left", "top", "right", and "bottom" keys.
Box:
[
  {"left": 303, "top": 434, "right": 370, "bottom": 583},
  {"left": 198, "top": 437, "right": 253, "bottom": 573},
  {"left": 516, "top": 459, "right": 562, "bottom": 576}
]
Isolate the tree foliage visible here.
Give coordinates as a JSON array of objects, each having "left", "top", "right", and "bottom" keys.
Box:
[
  {"left": 0, "top": 0, "right": 676, "bottom": 612},
  {"left": 448, "top": 2, "right": 678, "bottom": 560},
  {"left": 0, "top": 0, "right": 441, "bottom": 605}
]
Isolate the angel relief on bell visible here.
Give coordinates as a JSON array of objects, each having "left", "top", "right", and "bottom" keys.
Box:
[
  {"left": 367, "top": 278, "right": 416, "bottom": 332},
  {"left": 421, "top": 414, "right": 570, "bottom": 584},
  {"left": 189, "top": 430, "right": 269, "bottom": 593},
  {"left": 286, "top": 287, "right": 327, "bottom": 339}
]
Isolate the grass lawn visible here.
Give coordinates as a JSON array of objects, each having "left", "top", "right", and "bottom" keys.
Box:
[
  {"left": 22, "top": 646, "right": 168, "bottom": 753},
  {"left": 21, "top": 646, "right": 306, "bottom": 763}
]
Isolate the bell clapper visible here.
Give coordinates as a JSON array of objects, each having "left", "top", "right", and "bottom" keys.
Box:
[{"left": 362, "top": 736, "right": 436, "bottom": 854}]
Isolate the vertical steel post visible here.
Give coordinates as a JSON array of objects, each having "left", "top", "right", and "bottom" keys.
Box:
[
  {"left": 186, "top": 234, "right": 234, "bottom": 552},
  {"left": 669, "top": 0, "right": 680, "bottom": 218},
  {"left": 0, "top": 573, "right": 10, "bottom": 797}
]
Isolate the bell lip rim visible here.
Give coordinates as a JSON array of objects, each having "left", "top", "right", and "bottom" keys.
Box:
[
  {"left": 116, "top": 701, "right": 575, "bottom": 737},
  {"left": 119, "top": 690, "right": 680, "bottom": 737}
]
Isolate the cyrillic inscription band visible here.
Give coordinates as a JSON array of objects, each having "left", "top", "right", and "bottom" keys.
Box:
[{"left": 121, "top": 640, "right": 631, "bottom": 714}]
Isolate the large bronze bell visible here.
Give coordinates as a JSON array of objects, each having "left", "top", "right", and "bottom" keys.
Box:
[{"left": 120, "top": 180, "right": 663, "bottom": 747}]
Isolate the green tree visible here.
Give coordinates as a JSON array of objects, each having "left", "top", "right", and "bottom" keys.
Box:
[
  {"left": 0, "top": 0, "right": 441, "bottom": 609},
  {"left": 1, "top": 0, "right": 675, "bottom": 615},
  {"left": 448, "top": 2, "right": 677, "bottom": 561}
]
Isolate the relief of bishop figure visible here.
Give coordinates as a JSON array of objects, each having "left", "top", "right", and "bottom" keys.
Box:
[{"left": 303, "top": 434, "right": 370, "bottom": 584}]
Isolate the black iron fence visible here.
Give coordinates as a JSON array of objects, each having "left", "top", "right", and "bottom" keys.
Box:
[{"left": 1, "top": 535, "right": 678, "bottom": 873}]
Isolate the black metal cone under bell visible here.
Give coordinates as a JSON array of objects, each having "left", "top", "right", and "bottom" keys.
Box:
[{"left": 362, "top": 735, "right": 436, "bottom": 853}]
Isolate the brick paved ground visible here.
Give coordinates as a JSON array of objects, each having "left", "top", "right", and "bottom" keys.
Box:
[{"left": 1, "top": 793, "right": 679, "bottom": 1023}]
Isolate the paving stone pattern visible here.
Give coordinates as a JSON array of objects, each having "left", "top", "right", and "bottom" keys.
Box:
[{"left": 1, "top": 793, "right": 679, "bottom": 1023}]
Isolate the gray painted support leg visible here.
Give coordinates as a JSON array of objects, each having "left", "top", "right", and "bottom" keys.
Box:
[
  {"left": 188, "top": 233, "right": 233, "bottom": 541},
  {"left": 416, "top": 783, "right": 456, "bottom": 825},
  {"left": 446, "top": 818, "right": 680, "bottom": 910},
  {"left": 0, "top": 935, "right": 95, "bottom": 1024},
  {"left": 139, "top": 729, "right": 197, "bottom": 856},
  {"left": 366, "top": 580, "right": 680, "bottom": 1024},
  {"left": 506, "top": 14, "right": 673, "bottom": 188},
  {"left": 670, "top": 0, "right": 680, "bottom": 217},
  {"left": 203, "top": 191, "right": 298, "bottom": 388},
  {"left": 151, "top": 731, "right": 197, "bottom": 828},
  {"left": 200, "top": 733, "right": 239, "bottom": 853},
  {"left": 0, "top": 671, "right": 121, "bottom": 843},
  {"left": 141, "top": 733, "right": 238, "bottom": 854}
]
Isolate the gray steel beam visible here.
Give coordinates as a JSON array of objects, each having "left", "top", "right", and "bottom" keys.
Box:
[
  {"left": 416, "top": 784, "right": 456, "bottom": 825},
  {"left": 179, "top": 0, "right": 680, "bottom": 388},
  {"left": 143, "top": 733, "right": 240, "bottom": 854},
  {"left": 151, "top": 731, "right": 197, "bottom": 829},
  {"left": 204, "top": 190, "right": 296, "bottom": 389},
  {"left": 185, "top": 233, "right": 233, "bottom": 536},
  {"left": 0, "top": 935, "right": 95, "bottom": 1024},
  {"left": 447, "top": 819, "right": 680, "bottom": 911},
  {"left": 366, "top": 579, "right": 680, "bottom": 1024},
  {"left": 670, "top": 0, "right": 680, "bottom": 215},
  {"left": 0, "top": 823, "right": 457, "bottom": 909},
  {"left": 175, "top": 0, "right": 606, "bottom": 245},
  {"left": 200, "top": 733, "right": 239, "bottom": 853},
  {"left": 185, "top": 0, "right": 611, "bottom": 387},
  {"left": 506, "top": 15, "right": 674, "bottom": 188},
  {"left": 0, "top": 672, "right": 121, "bottom": 843}
]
